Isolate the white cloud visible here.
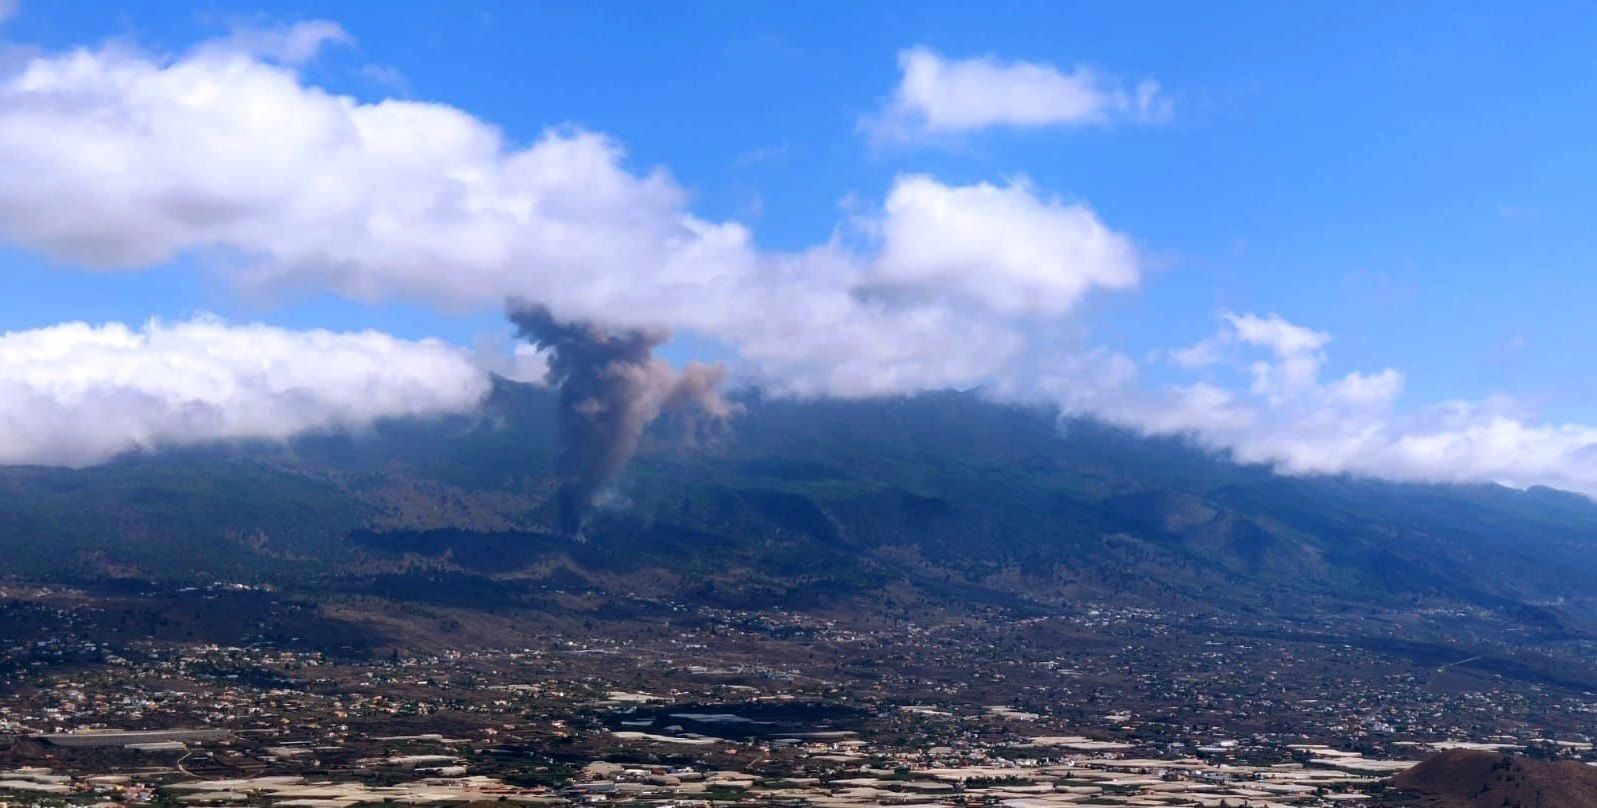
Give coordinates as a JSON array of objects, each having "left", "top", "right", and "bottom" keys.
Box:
[
  {"left": 1165, "top": 312, "right": 1332, "bottom": 399},
  {"left": 0, "top": 317, "right": 490, "bottom": 466},
  {"left": 865, "top": 46, "right": 1171, "bottom": 143},
  {"left": 1223, "top": 311, "right": 1330, "bottom": 357},
  {"left": 1166, "top": 338, "right": 1223, "bottom": 369},
  {"left": 0, "top": 35, "right": 1141, "bottom": 401},
  {"left": 6, "top": 28, "right": 1596, "bottom": 500},
  {"left": 1107, "top": 312, "right": 1597, "bottom": 496},
  {"left": 472, "top": 338, "right": 550, "bottom": 386},
  {"left": 872, "top": 175, "right": 1138, "bottom": 316},
  {"left": 1329, "top": 368, "right": 1403, "bottom": 407},
  {"left": 211, "top": 20, "right": 353, "bottom": 66},
  {"left": 1204, "top": 312, "right": 1331, "bottom": 403}
]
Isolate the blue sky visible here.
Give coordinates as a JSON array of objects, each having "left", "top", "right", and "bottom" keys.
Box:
[
  {"left": 7, "top": 1, "right": 1597, "bottom": 410},
  {"left": 2, "top": 1, "right": 1597, "bottom": 489}
]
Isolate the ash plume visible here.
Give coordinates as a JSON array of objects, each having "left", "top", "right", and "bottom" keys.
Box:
[{"left": 509, "top": 302, "right": 732, "bottom": 537}]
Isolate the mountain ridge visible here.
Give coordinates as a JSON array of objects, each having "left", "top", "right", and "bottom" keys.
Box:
[{"left": 0, "top": 380, "right": 1592, "bottom": 634}]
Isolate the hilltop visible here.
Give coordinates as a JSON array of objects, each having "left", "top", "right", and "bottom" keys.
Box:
[{"left": 1383, "top": 750, "right": 1597, "bottom": 807}]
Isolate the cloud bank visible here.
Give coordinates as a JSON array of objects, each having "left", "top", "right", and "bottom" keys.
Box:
[
  {"left": 1086, "top": 313, "right": 1597, "bottom": 496},
  {"left": 0, "top": 26, "right": 1137, "bottom": 400},
  {"left": 864, "top": 46, "right": 1170, "bottom": 143},
  {"left": 1, "top": 24, "right": 1596, "bottom": 499},
  {"left": 0, "top": 317, "right": 488, "bottom": 466}
]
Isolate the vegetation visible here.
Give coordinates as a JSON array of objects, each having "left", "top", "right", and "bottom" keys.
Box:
[{"left": 0, "top": 381, "right": 1593, "bottom": 632}]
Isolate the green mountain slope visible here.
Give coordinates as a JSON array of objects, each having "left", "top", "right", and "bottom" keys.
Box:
[{"left": 0, "top": 381, "right": 1593, "bottom": 629}]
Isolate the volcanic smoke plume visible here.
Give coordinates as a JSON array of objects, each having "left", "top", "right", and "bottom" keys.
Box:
[{"left": 509, "top": 302, "right": 732, "bottom": 536}]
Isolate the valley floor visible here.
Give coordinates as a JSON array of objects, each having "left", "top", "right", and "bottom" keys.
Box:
[{"left": 1, "top": 582, "right": 1594, "bottom": 807}]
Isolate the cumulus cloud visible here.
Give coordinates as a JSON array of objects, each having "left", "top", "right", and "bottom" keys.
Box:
[
  {"left": 872, "top": 175, "right": 1138, "bottom": 316},
  {"left": 0, "top": 317, "right": 489, "bottom": 466},
  {"left": 0, "top": 34, "right": 1140, "bottom": 400},
  {"left": 864, "top": 46, "right": 1171, "bottom": 143},
  {"left": 3, "top": 25, "right": 1596, "bottom": 500},
  {"left": 1224, "top": 311, "right": 1331, "bottom": 357},
  {"left": 1222, "top": 312, "right": 1331, "bottom": 403},
  {"left": 1107, "top": 312, "right": 1597, "bottom": 496}
]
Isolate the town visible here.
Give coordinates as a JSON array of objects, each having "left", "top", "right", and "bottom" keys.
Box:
[{"left": 2, "top": 583, "right": 1592, "bottom": 807}]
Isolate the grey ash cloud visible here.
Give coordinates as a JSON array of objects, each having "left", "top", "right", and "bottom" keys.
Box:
[{"left": 509, "top": 302, "right": 733, "bottom": 537}]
